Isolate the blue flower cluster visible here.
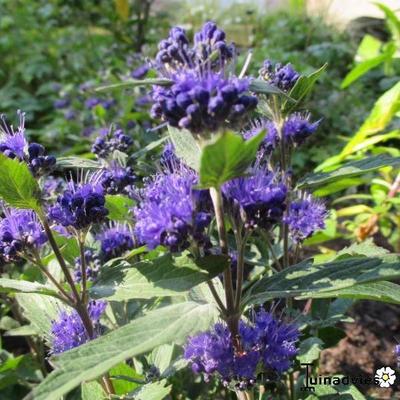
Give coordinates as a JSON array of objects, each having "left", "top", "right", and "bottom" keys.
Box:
[
  {"left": 92, "top": 128, "right": 133, "bottom": 159},
  {"left": 99, "top": 164, "right": 136, "bottom": 196},
  {"left": 134, "top": 167, "right": 211, "bottom": 252},
  {"left": 98, "top": 223, "right": 134, "bottom": 261},
  {"left": 260, "top": 60, "right": 300, "bottom": 92},
  {"left": 50, "top": 300, "right": 106, "bottom": 354},
  {"left": 242, "top": 119, "right": 279, "bottom": 157},
  {"left": 285, "top": 195, "right": 328, "bottom": 243},
  {"left": 0, "top": 209, "right": 47, "bottom": 263},
  {"left": 73, "top": 250, "right": 101, "bottom": 283},
  {"left": 151, "top": 71, "right": 257, "bottom": 134},
  {"left": 49, "top": 181, "right": 109, "bottom": 230},
  {"left": 222, "top": 165, "right": 287, "bottom": 230},
  {"left": 0, "top": 112, "right": 56, "bottom": 176},
  {"left": 283, "top": 113, "right": 320, "bottom": 146},
  {"left": 184, "top": 309, "right": 299, "bottom": 389},
  {"left": 151, "top": 23, "right": 257, "bottom": 135}
]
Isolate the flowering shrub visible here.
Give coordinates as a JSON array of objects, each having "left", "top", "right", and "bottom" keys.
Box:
[{"left": 0, "top": 21, "right": 399, "bottom": 400}]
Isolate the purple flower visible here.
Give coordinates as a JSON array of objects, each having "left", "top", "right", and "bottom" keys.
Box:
[
  {"left": 283, "top": 114, "right": 320, "bottom": 146},
  {"left": 395, "top": 344, "right": 400, "bottom": 367},
  {"left": 131, "top": 64, "right": 149, "bottom": 79},
  {"left": 74, "top": 249, "right": 101, "bottom": 283},
  {"left": 64, "top": 109, "right": 77, "bottom": 121},
  {"left": 97, "top": 223, "right": 134, "bottom": 261},
  {"left": 92, "top": 128, "right": 133, "bottom": 159},
  {"left": 242, "top": 119, "right": 278, "bottom": 157},
  {"left": 0, "top": 208, "right": 47, "bottom": 263},
  {"left": 151, "top": 70, "right": 257, "bottom": 134},
  {"left": 50, "top": 300, "right": 106, "bottom": 354},
  {"left": 99, "top": 164, "right": 136, "bottom": 196},
  {"left": 222, "top": 165, "right": 287, "bottom": 230},
  {"left": 260, "top": 60, "right": 300, "bottom": 91},
  {"left": 0, "top": 111, "right": 56, "bottom": 176},
  {"left": 42, "top": 176, "right": 66, "bottom": 199},
  {"left": 156, "top": 22, "right": 232, "bottom": 73},
  {"left": 152, "top": 23, "right": 256, "bottom": 135},
  {"left": 193, "top": 21, "right": 233, "bottom": 67},
  {"left": 284, "top": 195, "right": 327, "bottom": 243},
  {"left": 0, "top": 111, "right": 28, "bottom": 159},
  {"left": 134, "top": 167, "right": 211, "bottom": 252},
  {"left": 49, "top": 180, "right": 108, "bottom": 230},
  {"left": 184, "top": 309, "right": 299, "bottom": 387},
  {"left": 53, "top": 98, "right": 70, "bottom": 109},
  {"left": 85, "top": 97, "right": 102, "bottom": 109}
]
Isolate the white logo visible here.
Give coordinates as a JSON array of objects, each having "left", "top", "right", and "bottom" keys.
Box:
[{"left": 375, "top": 367, "right": 396, "bottom": 387}]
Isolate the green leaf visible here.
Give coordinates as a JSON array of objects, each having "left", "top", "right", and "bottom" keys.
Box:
[
  {"left": 31, "top": 301, "right": 219, "bottom": 400},
  {"left": 341, "top": 81, "right": 400, "bottom": 157},
  {"left": 341, "top": 50, "right": 393, "bottom": 89},
  {"left": 375, "top": 2, "right": 400, "bottom": 43},
  {"left": 105, "top": 195, "right": 134, "bottom": 221},
  {"left": 16, "top": 293, "right": 65, "bottom": 340},
  {"left": 168, "top": 126, "right": 201, "bottom": 170},
  {"left": 355, "top": 34, "right": 383, "bottom": 62},
  {"left": 199, "top": 130, "right": 265, "bottom": 188},
  {"left": 130, "top": 137, "right": 167, "bottom": 160},
  {"left": 283, "top": 64, "right": 327, "bottom": 113},
  {"left": 96, "top": 78, "right": 173, "bottom": 92},
  {"left": 56, "top": 157, "right": 101, "bottom": 170},
  {"left": 0, "top": 278, "right": 58, "bottom": 297},
  {"left": 128, "top": 380, "right": 171, "bottom": 400},
  {"left": 298, "top": 281, "right": 400, "bottom": 304},
  {"left": 91, "top": 253, "right": 229, "bottom": 300},
  {"left": 81, "top": 381, "right": 106, "bottom": 400},
  {"left": 0, "top": 153, "right": 41, "bottom": 210},
  {"left": 304, "top": 379, "right": 366, "bottom": 400},
  {"left": 249, "top": 79, "right": 291, "bottom": 98},
  {"left": 297, "top": 337, "right": 324, "bottom": 364},
  {"left": 244, "top": 255, "right": 400, "bottom": 305},
  {"left": 298, "top": 154, "right": 400, "bottom": 189}
]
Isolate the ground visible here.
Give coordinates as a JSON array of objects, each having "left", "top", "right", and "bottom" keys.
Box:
[{"left": 320, "top": 300, "right": 400, "bottom": 399}]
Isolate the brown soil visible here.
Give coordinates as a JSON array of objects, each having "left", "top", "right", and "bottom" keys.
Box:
[{"left": 320, "top": 301, "right": 400, "bottom": 399}]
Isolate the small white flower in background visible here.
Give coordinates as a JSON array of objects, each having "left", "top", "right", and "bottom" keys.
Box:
[{"left": 375, "top": 367, "right": 396, "bottom": 388}]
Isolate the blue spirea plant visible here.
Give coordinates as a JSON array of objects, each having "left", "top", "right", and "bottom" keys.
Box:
[{"left": 0, "top": 20, "right": 399, "bottom": 400}]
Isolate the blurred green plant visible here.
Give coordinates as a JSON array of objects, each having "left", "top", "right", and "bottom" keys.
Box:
[{"left": 314, "top": 2, "right": 400, "bottom": 251}]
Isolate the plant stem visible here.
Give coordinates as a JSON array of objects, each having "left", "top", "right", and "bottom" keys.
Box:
[
  {"left": 39, "top": 216, "right": 81, "bottom": 302},
  {"left": 234, "top": 231, "right": 249, "bottom": 312},
  {"left": 31, "top": 249, "right": 74, "bottom": 304},
  {"left": 210, "top": 186, "right": 237, "bottom": 337},
  {"left": 38, "top": 213, "right": 115, "bottom": 395},
  {"left": 207, "top": 280, "right": 227, "bottom": 314},
  {"left": 78, "top": 235, "right": 88, "bottom": 303}
]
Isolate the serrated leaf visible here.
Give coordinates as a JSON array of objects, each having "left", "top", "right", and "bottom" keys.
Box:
[
  {"left": 283, "top": 64, "right": 327, "bottom": 113},
  {"left": 298, "top": 281, "right": 400, "bottom": 304},
  {"left": 81, "top": 381, "right": 106, "bottom": 400},
  {"left": 0, "top": 278, "right": 58, "bottom": 297},
  {"left": 105, "top": 194, "right": 134, "bottom": 221},
  {"left": 96, "top": 78, "right": 173, "bottom": 92},
  {"left": 168, "top": 126, "right": 201, "bottom": 170},
  {"left": 244, "top": 255, "right": 400, "bottom": 305},
  {"left": 16, "top": 293, "right": 65, "bottom": 340},
  {"left": 199, "top": 130, "right": 265, "bottom": 188},
  {"left": 249, "top": 79, "right": 290, "bottom": 98},
  {"left": 30, "top": 301, "right": 219, "bottom": 400},
  {"left": 298, "top": 154, "right": 400, "bottom": 189},
  {"left": 91, "top": 253, "right": 229, "bottom": 300},
  {"left": 129, "top": 380, "right": 171, "bottom": 400},
  {"left": 297, "top": 337, "right": 324, "bottom": 364},
  {"left": 0, "top": 153, "right": 41, "bottom": 210}
]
